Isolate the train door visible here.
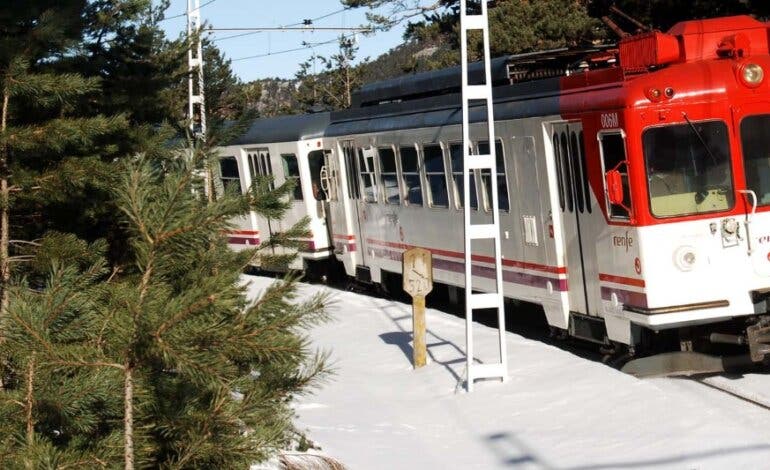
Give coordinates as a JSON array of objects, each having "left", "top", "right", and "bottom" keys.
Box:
[
  {"left": 248, "top": 148, "right": 276, "bottom": 249},
  {"left": 550, "top": 122, "right": 593, "bottom": 315},
  {"left": 307, "top": 149, "right": 333, "bottom": 251},
  {"left": 337, "top": 141, "right": 365, "bottom": 270}
]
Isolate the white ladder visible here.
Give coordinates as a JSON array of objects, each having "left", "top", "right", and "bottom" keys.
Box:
[
  {"left": 187, "top": 0, "right": 207, "bottom": 140},
  {"left": 187, "top": 0, "right": 210, "bottom": 197},
  {"left": 460, "top": 0, "right": 507, "bottom": 392}
]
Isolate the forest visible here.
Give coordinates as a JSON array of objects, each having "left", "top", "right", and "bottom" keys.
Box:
[{"left": 1, "top": 0, "right": 770, "bottom": 468}]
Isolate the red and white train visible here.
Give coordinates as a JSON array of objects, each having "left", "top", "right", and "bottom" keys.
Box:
[{"left": 216, "top": 15, "right": 770, "bottom": 368}]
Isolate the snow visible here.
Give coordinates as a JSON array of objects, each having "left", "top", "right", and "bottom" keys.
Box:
[{"left": 244, "top": 275, "right": 770, "bottom": 470}]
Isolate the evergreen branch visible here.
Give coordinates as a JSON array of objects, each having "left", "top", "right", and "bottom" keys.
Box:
[
  {"left": 44, "top": 261, "right": 105, "bottom": 328},
  {"left": 9, "top": 73, "right": 101, "bottom": 108},
  {"left": 8, "top": 256, "right": 34, "bottom": 263},
  {"left": 25, "top": 353, "right": 35, "bottom": 458},
  {"left": 9, "top": 240, "right": 40, "bottom": 247},
  {"left": 156, "top": 169, "right": 194, "bottom": 235},
  {"left": 43, "top": 360, "right": 124, "bottom": 370},
  {"left": 58, "top": 457, "right": 108, "bottom": 469},
  {"left": 5, "top": 115, "right": 126, "bottom": 153},
  {"left": 153, "top": 294, "right": 217, "bottom": 338},
  {"left": 6, "top": 308, "right": 57, "bottom": 357},
  {"left": 168, "top": 392, "right": 229, "bottom": 469}
]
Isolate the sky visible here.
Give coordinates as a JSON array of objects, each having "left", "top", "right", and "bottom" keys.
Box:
[{"left": 157, "top": 0, "right": 422, "bottom": 83}]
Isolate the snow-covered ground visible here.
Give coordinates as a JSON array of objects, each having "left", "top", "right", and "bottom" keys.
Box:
[{"left": 244, "top": 275, "right": 770, "bottom": 470}]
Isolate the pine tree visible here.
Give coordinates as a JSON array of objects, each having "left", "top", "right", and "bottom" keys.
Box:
[
  {"left": 295, "top": 36, "right": 368, "bottom": 111},
  {"left": 0, "top": 1, "right": 127, "bottom": 328},
  {"left": 0, "top": 157, "right": 330, "bottom": 468}
]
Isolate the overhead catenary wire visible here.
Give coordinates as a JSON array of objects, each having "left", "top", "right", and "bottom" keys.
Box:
[
  {"left": 160, "top": 0, "right": 219, "bottom": 22},
  {"left": 212, "top": 6, "right": 352, "bottom": 43},
  {"left": 231, "top": 32, "right": 358, "bottom": 62}
]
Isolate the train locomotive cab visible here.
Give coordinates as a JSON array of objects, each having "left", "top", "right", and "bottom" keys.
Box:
[{"left": 583, "top": 16, "right": 770, "bottom": 364}]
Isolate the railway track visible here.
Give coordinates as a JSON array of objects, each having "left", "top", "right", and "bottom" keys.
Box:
[{"left": 690, "top": 375, "right": 770, "bottom": 411}]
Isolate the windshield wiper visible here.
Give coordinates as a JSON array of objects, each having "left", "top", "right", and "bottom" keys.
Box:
[{"left": 682, "top": 112, "right": 719, "bottom": 166}]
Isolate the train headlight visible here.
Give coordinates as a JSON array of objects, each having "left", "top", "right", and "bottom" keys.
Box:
[
  {"left": 739, "top": 63, "right": 764, "bottom": 88},
  {"left": 674, "top": 245, "right": 697, "bottom": 272}
]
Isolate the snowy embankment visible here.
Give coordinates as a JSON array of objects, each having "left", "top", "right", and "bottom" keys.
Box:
[{"left": 244, "top": 275, "right": 770, "bottom": 470}]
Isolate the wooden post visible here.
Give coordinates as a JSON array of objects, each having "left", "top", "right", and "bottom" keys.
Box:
[
  {"left": 403, "top": 248, "right": 433, "bottom": 369},
  {"left": 412, "top": 294, "right": 427, "bottom": 367}
]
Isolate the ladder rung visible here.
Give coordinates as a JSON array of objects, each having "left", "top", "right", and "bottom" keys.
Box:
[
  {"left": 469, "top": 292, "right": 501, "bottom": 310},
  {"left": 190, "top": 95, "right": 203, "bottom": 104},
  {"left": 468, "top": 224, "right": 498, "bottom": 239},
  {"left": 465, "top": 84, "right": 490, "bottom": 101},
  {"left": 189, "top": 58, "right": 202, "bottom": 68},
  {"left": 462, "top": 15, "right": 486, "bottom": 30},
  {"left": 469, "top": 362, "right": 506, "bottom": 381},
  {"left": 465, "top": 154, "right": 494, "bottom": 170}
]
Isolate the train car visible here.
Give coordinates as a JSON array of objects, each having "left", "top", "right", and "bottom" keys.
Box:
[
  {"left": 218, "top": 15, "right": 770, "bottom": 369},
  {"left": 215, "top": 112, "right": 333, "bottom": 271},
  {"left": 316, "top": 15, "right": 770, "bottom": 367}
]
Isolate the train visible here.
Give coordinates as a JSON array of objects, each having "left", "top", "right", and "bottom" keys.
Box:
[{"left": 215, "top": 15, "right": 770, "bottom": 373}]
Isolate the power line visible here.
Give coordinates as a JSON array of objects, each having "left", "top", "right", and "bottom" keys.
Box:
[
  {"left": 160, "top": 0, "right": 219, "bottom": 22},
  {"left": 212, "top": 7, "right": 352, "bottom": 43},
  {"left": 231, "top": 33, "right": 358, "bottom": 62},
  {"left": 209, "top": 27, "right": 372, "bottom": 32}
]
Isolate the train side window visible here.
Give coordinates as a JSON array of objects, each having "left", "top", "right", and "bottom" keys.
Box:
[
  {"left": 341, "top": 143, "right": 360, "bottom": 200},
  {"left": 423, "top": 143, "right": 448, "bottom": 208},
  {"left": 450, "top": 142, "right": 479, "bottom": 210},
  {"left": 218, "top": 157, "right": 242, "bottom": 194},
  {"left": 569, "top": 133, "right": 585, "bottom": 213},
  {"left": 559, "top": 133, "right": 574, "bottom": 213},
  {"left": 553, "top": 133, "right": 565, "bottom": 211},
  {"left": 378, "top": 146, "right": 400, "bottom": 205},
  {"left": 742, "top": 115, "right": 770, "bottom": 206},
  {"left": 599, "top": 131, "right": 631, "bottom": 220},
  {"left": 578, "top": 131, "right": 591, "bottom": 213},
  {"left": 248, "top": 149, "right": 274, "bottom": 191},
  {"left": 358, "top": 148, "right": 378, "bottom": 203},
  {"left": 400, "top": 145, "right": 422, "bottom": 206},
  {"left": 478, "top": 140, "right": 509, "bottom": 211},
  {"left": 281, "top": 154, "right": 303, "bottom": 200}
]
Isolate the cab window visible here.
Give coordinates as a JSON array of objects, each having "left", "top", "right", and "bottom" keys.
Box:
[{"left": 643, "top": 121, "right": 733, "bottom": 218}]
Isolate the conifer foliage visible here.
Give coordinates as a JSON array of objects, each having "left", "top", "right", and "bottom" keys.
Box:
[
  {"left": 0, "top": 158, "right": 330, "bottom": 468},
  {"left": 0, "top": 1, "right": 332, "bottom": 468}
]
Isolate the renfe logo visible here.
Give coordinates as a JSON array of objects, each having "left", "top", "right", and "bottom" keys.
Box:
[{"left": 613, "top": 231, "right": 633, "bottom": 252}]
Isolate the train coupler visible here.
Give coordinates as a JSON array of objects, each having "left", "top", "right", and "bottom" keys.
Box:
[{"left": 747, "top": 318, "right": 770, "bottom": 363}]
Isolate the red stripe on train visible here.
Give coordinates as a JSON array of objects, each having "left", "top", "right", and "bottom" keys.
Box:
[
  {"left": 365, "top": 238, "right": 567, "bottom": 275},
  {"left": 599, "top": 273, "right": 646, "bottom": 288}
]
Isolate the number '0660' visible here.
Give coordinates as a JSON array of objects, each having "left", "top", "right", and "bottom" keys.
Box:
[{"left": 601, "top": 112, "right": 619, "bottom": 128}]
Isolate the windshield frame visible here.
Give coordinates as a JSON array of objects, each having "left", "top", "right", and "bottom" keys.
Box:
[{"left": 642, "top": 118, "right": 735, "bottom": 219}]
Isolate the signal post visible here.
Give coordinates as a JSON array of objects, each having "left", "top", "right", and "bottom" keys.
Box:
[{"left": 403, "top": 248, "right": 433, "bottom": 368}]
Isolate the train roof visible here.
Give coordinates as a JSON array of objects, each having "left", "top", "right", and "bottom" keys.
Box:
[
  {"left": 226, "top": 112, "right": 330, "bottom": 146},
  {"left": 352, "top": 46, "right": 615, "bottom": 107},
  {"left": 327, "top": 77, "right": 570, "bottom": 138}
]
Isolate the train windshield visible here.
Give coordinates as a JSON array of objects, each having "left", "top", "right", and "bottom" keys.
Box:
[
  {"left": 643, "top": 120, "right": 734, "bottom": 218},
  {"left": 741, "top": 114, "right": 770, "bottom": 206}
]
